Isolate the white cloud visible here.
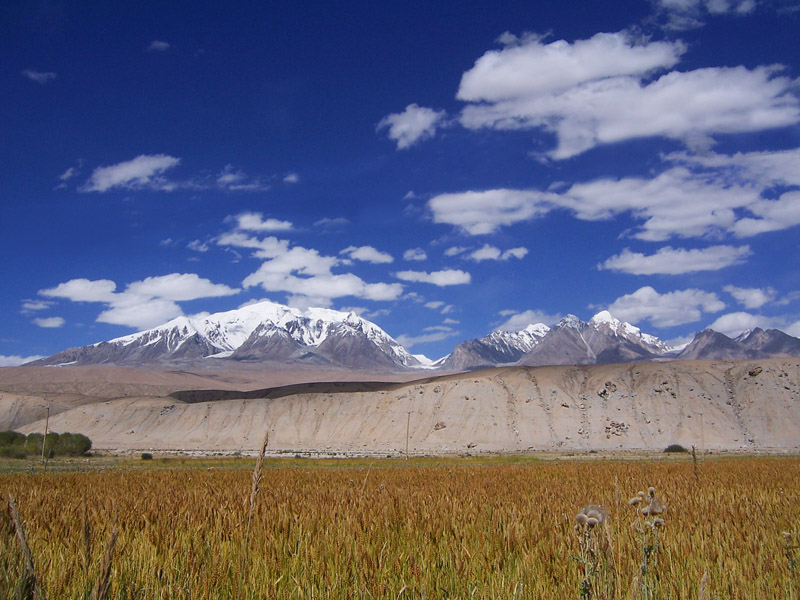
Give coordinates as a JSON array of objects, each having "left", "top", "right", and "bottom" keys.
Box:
[
  {"left": 444, "top": 246, "right": 469, "bottom": 257},
  {"left": 22, "top": 69, "right": 56, "bottom": 84},
  {"left": 731, "top": 191, "right": 800, "bottom": 237},
  {"left": 341, "top": 245, "right": 394, "bottom": 264},
  {"left": 561, "top": 167, "right": 759, "bottom": 241},
  {"left": 98, "top": 299, "right": 183, "bottom": 328},
  {"left": 33, "top": 316, "right": 65, "bottom": 328},
  {"left": 228, "top": 211, "right": 293, "bottom": 232},
  {"left": 607, "top": 286, "right": 725, "bottom": 327},
  {"left": 124, "top": 273, "right": 239, "bottom": 301},
  {"left": 0, "top": 355, "right": 45, "bottom": 367},
  {"left": 403, "top": 248, "right": 428, "bottom": 261},
  {"left": 396, "top": 326, "right": 459, "bottom": 348},
  {"left": 40, "top": 274, "right": 239, "bottom": 330},
  {"left": 458, "top": 31, "right": 684, "bottom": 101},
  {"left": 216, "top": 232, "right": 291, "bottom": 259},
  {"left": 395, "top": 269, "right": 471, "bottom": 286},
  {"left": 283, "top": 173, "right": 300, "bottom": 184},
  {"left": 497, "top": 309, "right": 561, "bottom": 331},
  {"left": 458, "top": 35, "right": 799, "bottom": 159},
  {"left": 705, "top": 311, "right": 799, "bottom": 338},
  {"left": 667, "top": 148, "right": 800, "bottom": 188},
  {"left": 188, "top": 240, "right": 209, "bottom": 252},
  {"left": 429, "top": 189, "right": 555, "bottom": 235},
  {"left": 82, "top": 154, "right": 181, "bottom": 192},
  {"left": 147, "top": 40, "right": 170, "bottom": 52},
  {"left": 723, "top": 285, "right": 777, "bottom": 309},
  {"left": 40, "top": 279, "right": 118, "bottom": 303},
  {"left": 314, "top": 217, "right": 350, "bottom": 229},
  {"left": 59, "top": 167, "right": 77, "bottom": 181},
  {"left": 600, "top": 245, "right": 751, "bottom": 274},
  {"left": 377, "top": 103, "right": 446, "bottom": 150},
  {"left": 424, "top": 301, "right": 445, "bottom": 310},
  {"left": 468, "top": 244, "right": 529, "bottom": 261},
  {"left": 216, "top": 165, "right": 270, "bottom": 191},
  {"left": 21, "top": 300, "right": 53, "bottom": 313},
  {"left": 656, "top": 0, "right": 760, "bottom": 29}
]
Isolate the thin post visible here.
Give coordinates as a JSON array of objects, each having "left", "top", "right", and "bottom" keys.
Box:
[
  {"left": 41, "top": 405, "right": 50, "bottom": 465},
  {"left": 405, "top": 411, "right": 411, "bottom": 461}
]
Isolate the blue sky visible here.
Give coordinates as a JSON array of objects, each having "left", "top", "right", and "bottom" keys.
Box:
[{"left": 3, "top": 0, "right": 800, "bottom": 364}]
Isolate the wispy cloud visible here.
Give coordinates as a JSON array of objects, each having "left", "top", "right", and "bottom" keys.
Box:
[
  {"left": 0, "top": 355, "right": 45, "bottom": 367},
  {"left": 403, "top": 248, "right": 427, "bottom": 261},
  {"left": 22, "top": 69, "right": 57, "bottom": 84},
  {"left": 81, "top": 154, "right": 181, "bottom": 192},
  {"left": 146, "top": 40, "right": 170, "bottom": 52},
  {"left": 341, "top": 245, "right": 394, "bottom": 264},
  {"left": 723, "top": 285, "right": 777, "bottom": 309},
  {"left": 468, "top": 244, "right": 528, "bottom": 261}
]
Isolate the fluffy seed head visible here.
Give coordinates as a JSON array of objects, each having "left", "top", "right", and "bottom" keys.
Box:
[
  {"left": 648, "top": 486, "right": 656, "bottom": 498},
  {"left": 629, "top": 496, "right": 642, "bottom": 506},
  {"left": 586, "top": 517, "right": 599, "bottom": 528},
  {"left": 653, "top": 518, "right": 665, "bottom": 528},
  {"left": 576, "top": 513, "right": 588, "bottom": 526}
]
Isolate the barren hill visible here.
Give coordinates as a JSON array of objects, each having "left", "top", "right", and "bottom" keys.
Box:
[{"left": 6, "top": 358, "right": 799, "bottom": 455}]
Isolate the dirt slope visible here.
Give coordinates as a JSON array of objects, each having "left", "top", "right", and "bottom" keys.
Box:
[{"left": 10, "top": 359, "right": 800, "bottom": 454}]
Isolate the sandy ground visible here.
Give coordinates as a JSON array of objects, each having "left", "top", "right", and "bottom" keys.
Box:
[{"left": 4, "top": 359, "right": 799, "bottom": 454}]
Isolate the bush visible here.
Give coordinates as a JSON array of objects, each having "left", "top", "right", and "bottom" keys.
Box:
[
  {"left": 664, "top": 443, "right": 689, "bottom": 453},
  {"left": 54, "top": 433, "right": 92, "bottom": 456},
  {"left": 0, "top": 445, "right": 28, "bottom": 459},
  {"left": 141, "top": 452, "right": 154, "bottom": 460},
  {"left": 0, "top": 431, "right": 25, "bottom": 446}
]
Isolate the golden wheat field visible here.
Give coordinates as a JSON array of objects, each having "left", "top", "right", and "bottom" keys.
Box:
[{"left": 1, "top": 455, "right": 799, "bottom": 599}]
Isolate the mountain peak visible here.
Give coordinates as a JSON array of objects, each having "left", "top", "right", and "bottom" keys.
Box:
[{"left": 556, "top": 314, "right": 586, "bottom": 330}]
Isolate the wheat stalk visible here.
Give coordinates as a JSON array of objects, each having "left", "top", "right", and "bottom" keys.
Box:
[
  {"left": 8, "top": 495, "right": 44, "bottom": 600},
  {"left": 237, "top": 428, "right": 270, "bottom": 599}
]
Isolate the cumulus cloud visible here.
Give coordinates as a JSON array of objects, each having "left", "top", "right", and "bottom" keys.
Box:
[
  {"left": 40, "top": 274, "right": 239, "bottom": 329},
  {"left": 403, "top": 248, "right": 428, "bottom": 261},
  {"left": 22, "top": 69, "right": 56, "bottom": 84},
  {"left": 147, "top": 40, "right": 170, "bottom": 52},
  {"left": 341, "top": 246, "right": 394, "bottom": 264},
  {"left": 81, "top": 154, "right": 181, "bottom": 192},
  {"left": 607, "top": 286, "right": 725, "bottom": 327},
  {"left": 377, "top": 103, "right": 446, "bottom": 149},
  {"left": 468, "top": 244, "right": 529, "bottom": 261},
  {"left": 0, "top": 355, "right": 45, "bottom": 367},
  {"left": 188, "top": 240, "right": 209, "bottom": 253},
  {"left": 429, "top": 189, "right": 555, "bottom": 235},
  {"left": 444, "top": 246, "right": 469, "bottom": 257},
  {"left": 424, "top": 301, "right": 445, "bottom": 310},
  {"left": 723, "top": 285, "right": 777, "bottom": 309},
  {"left": 497, "top": 309, "right": 561, "bottom": 331},
  {"left": 706, "top": 311, "right": 800, "bottom": 338},
  {"left": 600, "top": 245, "right": 751, "bottom": 274},
  {"left": 220, "top": 224, "right": 403, "bottom": 306},
  {"left": 395, "top": 269, "right": 471, "bottom": 286},
  {"left": 430, "top": 149, "right": 800, "bottom": 239},
  {"left": 458, "top": 31, "right": 684, "bottom": 101},
  {"left": 33, "top": 317, "right": 65, "bottom": 328},
  {"left": 454, "top": 28, "right": 799, "bottom": 159},
  {"left": 228, "top": 211, "right": 293, "bottom": 232}
]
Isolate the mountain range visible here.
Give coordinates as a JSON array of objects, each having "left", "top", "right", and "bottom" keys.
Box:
[{"left": 28, "top": 301, "right": 800, "bottom": 371}]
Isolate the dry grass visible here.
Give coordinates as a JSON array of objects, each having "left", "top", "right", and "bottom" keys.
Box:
[{"left": 1, "top": 456, "right": 799, "bottom": 599}]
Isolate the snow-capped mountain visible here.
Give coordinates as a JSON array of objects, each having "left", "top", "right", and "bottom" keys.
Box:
[
  {"left": 33, "top": 301, "right": 423, "bottom": 371},
  {"left": 677, "top": 327, "right": 800, "bottom": 361},
  {"left": 441, "top": 323, "right": 550, "bottom": 371},
  {"left": 519, "top": 312, "right": 676, "bottom": 367}
]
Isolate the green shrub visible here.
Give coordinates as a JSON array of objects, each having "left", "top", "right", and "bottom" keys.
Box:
[
  {"left": 54, "top": 432, "right": 92, "bottom": 456},
  {"left": 141, "top": 452, "right": 154, "bottom": 460},
  {"left": 0, "top": 431, "right": 25, "bottom": 446},
  {"left": 664, "top": 443, "right": 689, "bottom": 453},
  {"left": 0, "top": 445, "right": 28, "bottom": 459}
]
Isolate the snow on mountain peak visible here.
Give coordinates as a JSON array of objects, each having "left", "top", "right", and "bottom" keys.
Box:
[{"left": 557, "top": 314, "right": 585, "bottom": 330}]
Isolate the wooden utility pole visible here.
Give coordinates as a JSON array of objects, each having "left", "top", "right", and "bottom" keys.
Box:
[
  {"left": 41, "top": 405, "right": 50, "bottom": 465},
  {"left": 405, "top": 411, "right": 411, "bottom": 461}
]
